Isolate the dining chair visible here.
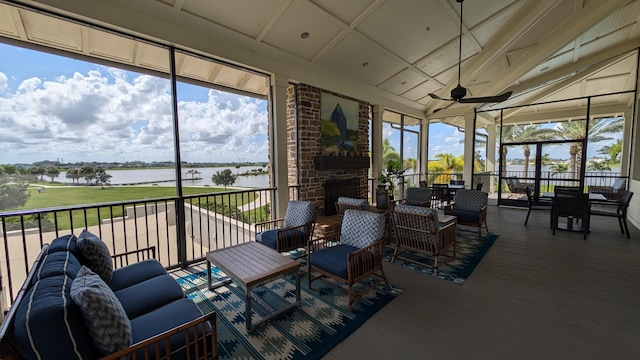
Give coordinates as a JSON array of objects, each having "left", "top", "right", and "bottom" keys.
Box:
[
  {"left": 524, "top": 186, "right": 552, "bottom": 226},
  {"left": 551, "top": 191, "right": 590, "bottom": 239},
  {"left": 590, "top": 190, "right": 634, "bottom": 238},
  {"left": 450, "top": 179, "right": 465, "bottom": 186},
  {"left": 431, "top": 183, "right": 451, "bottom": 209}
]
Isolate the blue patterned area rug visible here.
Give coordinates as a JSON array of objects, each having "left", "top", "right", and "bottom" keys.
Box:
[
  {"left": 170, "top": 264, "right": 401, "bottom": 360},
  {"left": 384, "top": 229, "right": 499, "bottom": 285}
]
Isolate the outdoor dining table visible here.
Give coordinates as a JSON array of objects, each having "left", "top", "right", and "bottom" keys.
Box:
[{"left": 540, "top": 192, "right": 607, "bottom": 232}]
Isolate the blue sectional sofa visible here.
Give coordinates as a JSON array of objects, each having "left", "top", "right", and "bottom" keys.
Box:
[{"left": 0, "top": 232, "right": 217, "bottom": 360}]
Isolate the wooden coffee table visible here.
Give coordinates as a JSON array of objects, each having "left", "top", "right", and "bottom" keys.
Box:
[{"left": 206, "top": 242, "right": 301, "bottom": 331}]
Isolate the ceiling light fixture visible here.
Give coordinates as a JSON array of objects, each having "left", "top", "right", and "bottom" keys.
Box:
[{"left": 300, "top": 32, "right": 310, "bottom": 39}]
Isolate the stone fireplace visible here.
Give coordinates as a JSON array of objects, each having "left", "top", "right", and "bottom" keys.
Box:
[{"left": 286, "top": 84, "right": 370, "bottom": 215}]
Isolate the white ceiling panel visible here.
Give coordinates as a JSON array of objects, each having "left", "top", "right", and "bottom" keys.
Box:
[
  {"left": 470, "top": 1, "right": 524, "bottom": 47},
  {"left": 311, "top": 0, "right": 375, "bottom": 25},
  {"left": 378, "top": 68, "right": 429, "bottom": 95},
  {"left": 356, "top": 0, "right": 457, "bottom": 64},
  {"left": 262, "top": 0, "right": 343, "bottom": 61},
  {"left": 451, "top": 0, "right": 517, "bottom": 29},
  {"left": 316, "top": 33, "right": 407, "bottom": 86},
  {"left": 414, "top": 36, "right": 477, "bottom": 77},
  {"left": 401, "top": 80, "right": 442, "bottom": 102},
  {"left": 0, "top": 5, "right": 19, "bottom": 38},
  {"left": 90, "top": 30, "right": 137, "bottom": 63},
  {"left": 22, "top": 11, "right": 82, "bottom": 52},
  {"left": 137, "top": 43, "right": 170, "bottom": 72},
  {"left": 180, "top": 0, "right": 283, "bottom": 38}
]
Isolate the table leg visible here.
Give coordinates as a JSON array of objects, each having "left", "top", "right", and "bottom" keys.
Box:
[
  {"left": 295, "top": 271, "right": 301, "bottom": 303},
  {"left": 246, "top": 288, "right": 253, "bottom": 332}
]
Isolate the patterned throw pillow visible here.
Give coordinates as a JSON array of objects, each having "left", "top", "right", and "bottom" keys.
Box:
[
  {"left": 340, "top": 209, "right": 385, "bottom": 248},
  {"left": 76, "top": 229, "right": 113, "bottom": 283},
  {"left": 70, "top": 266, "right": 132, "bottom": 357}
]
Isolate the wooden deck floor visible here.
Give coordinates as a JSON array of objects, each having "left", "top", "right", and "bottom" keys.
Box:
[{"left": 322, "top": 205, "right": 640, "bottom": 359}]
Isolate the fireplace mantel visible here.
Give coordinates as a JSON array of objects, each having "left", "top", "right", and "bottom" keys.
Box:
[{"left": 314, "top": 156, "right": 370, "bottom": 170}]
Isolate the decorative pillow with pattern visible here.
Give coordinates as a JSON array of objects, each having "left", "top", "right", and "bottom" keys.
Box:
[
  {"left": 283, "top": 200, "right": 316, "bottom": 228},
  {"left": 337, "top": 197, "right": 369, "bottom": 208},
  {"left": 70, "top": 266, "right": 132, "bottom": 357},
  {"left": 453, "top": 189, "right": 488, "bottom": 212},
  {"left": 340, "top": 209, "right": 385, "bottom": 248},
  {"left": 76, "top": 229, "right": 113, "bottom": 283}
]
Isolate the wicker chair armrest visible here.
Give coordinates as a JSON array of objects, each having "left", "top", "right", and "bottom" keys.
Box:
[
  {"left": 111, "top": 246, "right": 156, "bottom": 269},
  {"left": 436, "top": 222, "right": 457, "bottom": 249},
  {"left": 254, "top": 218, "right": 285, "bottom": 233},
  {"left": 275, "top": 222, "right": 315, "bottom": 251},
  {"left": 347, "top": 239, "right": 385, "bottom": 279},
  {"left": 444, "top": 203, "right": 454, "bottom": 212},
  {"left": 478, "top": 206, "right": 488, "bottom": 223},
  {"left": 308, "top": 233, "right": 341, "bottom": 252},
  {"left": 100, "top": 312, "right": 217, "bottom": 360}
]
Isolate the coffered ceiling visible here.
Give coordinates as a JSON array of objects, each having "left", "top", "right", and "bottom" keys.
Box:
[{"left": 3, "top": 0, "right": 640, "bottom": 126}]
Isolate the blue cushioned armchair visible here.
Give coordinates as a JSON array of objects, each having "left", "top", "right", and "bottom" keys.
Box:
[
  {"left": 444, "top": 189, "right": 488, "bottom": 240},
  {"left": 397, "top": 187, "right": 432, "bottom": 207},
  {"left": 334, "top": 197, "right": 369, "bottom": 222},
  {"left": 307, "top": 209, "right": 389, "bottom": 311},
  {"left": 255, "top": 200, "right": 316, "bottom": 253}
]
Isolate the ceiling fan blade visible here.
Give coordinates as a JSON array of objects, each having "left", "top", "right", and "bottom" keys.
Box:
[
  {"left": 458, "top": 91, "right": 513, "bottom": 104},
  {"left": 428, "top": 93, "right": 454, "bottom": 101}
]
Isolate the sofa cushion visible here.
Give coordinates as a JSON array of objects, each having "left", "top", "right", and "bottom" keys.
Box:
[
  {"left": 70, "top": 266, "right": 132, "bottom": 356},
  {"left": 13, "top": 275, "right": 98, "bottom": 360},
  {"left": 76, "top": 229, "right": 113, "bottom": 283},
  {"left": 130, "top": 298, "right": 210, "bottom": 359},
  {"left": 47, "top": 234, "right": 82, "bottom": 257},
  {"left": 32, "top": 251, "right": 82, "bottom": 285},
  {"left": 109, "top": 259, "right": 168, "bottom": 292},
  {"left": 115, "top": 274, "right": 185, "bottom": 319}
]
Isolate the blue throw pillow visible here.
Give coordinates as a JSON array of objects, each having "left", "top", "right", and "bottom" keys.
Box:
[
  {"left": 70, "top": 266, "right": 132, "bottom": 357},
  {"left": 76, "top": 229, "right": 113, "bottom": 283}
]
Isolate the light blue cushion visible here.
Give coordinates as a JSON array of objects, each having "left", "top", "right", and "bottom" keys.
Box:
[
  {"left": 76, "top": 229, "right": 113, "bottom": 283},
  {"left": 340, "top": 209, "right": 385, "bottom": 248},
  {"left": 70, "top": 266, "right": 132, "bottom": 356}
]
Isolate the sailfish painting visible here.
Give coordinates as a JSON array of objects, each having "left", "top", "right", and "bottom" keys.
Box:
[{"left": 320, "top": 92, "right": 359, "bottom": 154}]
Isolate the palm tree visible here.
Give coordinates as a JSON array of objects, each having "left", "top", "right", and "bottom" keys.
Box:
[
  {"left": 555, "top": 118, "right": 622, "bottom": 174},
  {"left": 598, "top": 139, "right": 622, "bottom": 164},
  {"left": 428, "top": 153, "right": 463, "bottom": 183},
  {"left": 381, "top": 138, "right": 400, "bottom": 165},
  {"left": 501, "top": 125, "right": 556, "bottom": 176}
]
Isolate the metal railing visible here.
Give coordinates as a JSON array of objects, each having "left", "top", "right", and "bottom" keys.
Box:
[{"left": 0, "top": 187, "right": 284, "bottom": 305}]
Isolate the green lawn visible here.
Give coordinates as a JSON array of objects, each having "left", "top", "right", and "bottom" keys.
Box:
[{"left": 6, "top": 185, "right": 266, "bottom": 231}]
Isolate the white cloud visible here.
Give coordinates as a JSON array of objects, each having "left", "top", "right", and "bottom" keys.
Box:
[{"left": 0, "top": 68, "right": 268, "bottom": 164}]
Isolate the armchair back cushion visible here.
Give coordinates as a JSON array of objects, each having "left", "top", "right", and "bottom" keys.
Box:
[
  {"left": 453, "top": 189, "right": 488, "bottom": 212},
  {"left": 340, "top": 209, "right": 386, "bottom": 248},
  {"left": 393, "top": 204, "right": 439, "bottom": 233},
  {"left": 337, "top": 197, "right": 369, "bottom": 208},
  {"left": 283, "top": 200, "right": 316, "bottom": 228},
  {"left": 405, "top": 187, "right": 432, "bottom": 206},
  {"left": 612, "top": 178, "right": 626, "bottom": 191}
]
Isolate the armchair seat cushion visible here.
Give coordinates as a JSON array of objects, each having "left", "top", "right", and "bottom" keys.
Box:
[
  {"left": 130, "top": 298, "right": 211, "bottom": 360},
  {"left": 109, "top": 259, "right": 168, "bottom": 291},
  {"left": 446, "top": 209, "right": 480, "bottom": 224},
  {"left": 256, "top": 228, "right": 305, "bottom": 250},
  {"left": 114, "top": 275, "right": 185, "bottom": 319},
  {"left": 310, "top": 244, "right": 376, "bottom": 280}
]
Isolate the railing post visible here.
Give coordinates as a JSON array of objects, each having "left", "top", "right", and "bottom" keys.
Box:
[{"left": 175, "top": 198, "right": 188, "bottom": 269}]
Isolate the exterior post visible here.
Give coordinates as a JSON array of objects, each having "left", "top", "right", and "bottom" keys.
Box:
[{"left": 271, "top": 75, "right": 290, "bottom": 219}]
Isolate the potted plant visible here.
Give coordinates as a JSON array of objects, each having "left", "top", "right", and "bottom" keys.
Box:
[{"left": 376, "top": 160, "right": 405, "bottom": 207}]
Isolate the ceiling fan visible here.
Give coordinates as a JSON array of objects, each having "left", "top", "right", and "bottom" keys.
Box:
[{"left": 428, "top": 0, "right": 512, "bottom": 104}]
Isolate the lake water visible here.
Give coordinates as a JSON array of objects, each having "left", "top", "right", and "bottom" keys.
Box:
[{"left": 60, "top": 166, "right": 270, "bottom": 188}]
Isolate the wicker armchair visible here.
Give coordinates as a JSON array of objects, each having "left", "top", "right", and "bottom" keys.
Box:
[
  {"left": 588, "top": 178, "right": 627, "bottom": 201},
  {"left": 445, "top": 189, "right": 488, "bottom": 240},
  {"left": 334, "top": 197, "right": 369, "bottom": 222},
  {"left": 255, "top": 200, "right": 316, "bottom": 253},
  {"left": 307, "top": 209, "right": 388, "bottom": 311},
  {"left": 391, "top": 204, "right": 456, "bottom": 271},
  {"left": 396, "top": 187, "right": 432, "bottom": 207}
]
